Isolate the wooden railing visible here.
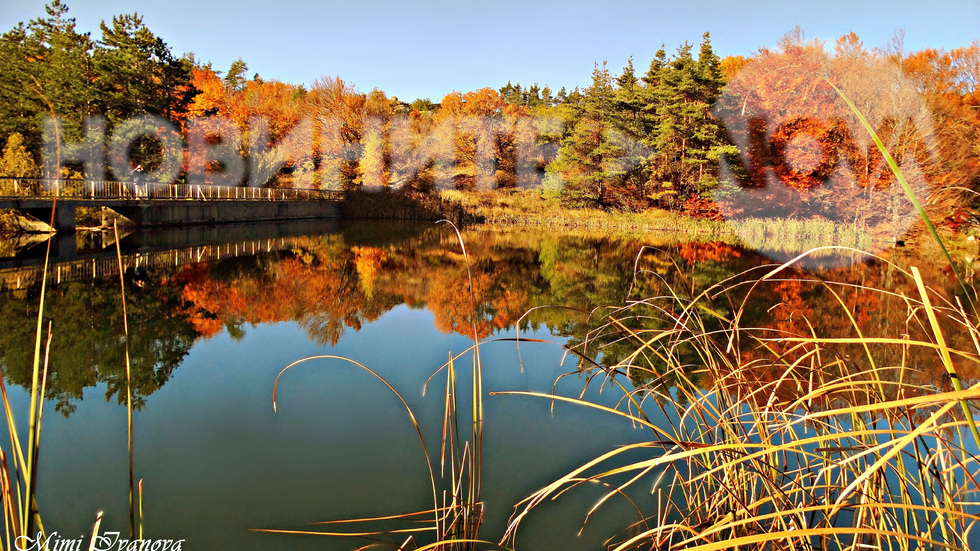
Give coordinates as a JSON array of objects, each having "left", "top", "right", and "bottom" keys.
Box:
[{"left": 0, "top": 178, "right": 343, "bottom": 201}]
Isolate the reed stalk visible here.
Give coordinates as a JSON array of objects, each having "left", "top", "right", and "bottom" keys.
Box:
[
  {"left": 113, "top": 221, "right": 140, "bottom": 539},
  {"left": 260, "top": 220, "right": 501, "bottom": 550}
]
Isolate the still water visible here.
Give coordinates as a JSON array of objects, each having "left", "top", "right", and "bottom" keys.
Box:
[{"left": 0, "top": 220, "right": 974, "bottom": 550}]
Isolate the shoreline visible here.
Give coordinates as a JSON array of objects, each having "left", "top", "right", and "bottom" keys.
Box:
[
  {"left": 442, "top": 189, "right": 899, "bottom": 252},
  {"left": 0, "top": 187, "right": 963, "bottom": 257}
]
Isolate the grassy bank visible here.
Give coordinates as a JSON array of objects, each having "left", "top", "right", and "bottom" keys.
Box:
[{"left": 443, "top": 189, "right": 885, "bottom": 253}]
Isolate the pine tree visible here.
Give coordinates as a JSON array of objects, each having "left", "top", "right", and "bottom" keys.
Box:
[
  {"left": 0, "top": 1, "right": 98, "bottom": 158},
  {"left": 224, "top": 58, "right": 249, "bottom": 92},
  {"left": 541, "top": 86, "right": 553, "bottom": 107},
  {"left": 610, "top": 57, "right": 649, "bottom": 206},
  {"left": 643, "top": 34, "right": 729, "bottom": 207},
  {"left": 635, "top": 48, "right": 670, "bottom": 203},
  {"left": 526, "top": 83, "right": 542, "bottom": 108},
  {"left": 616, "top": 57, "right": 641, "bottom": 136},
  {"left": 555, "top": 62, "right": 628, "bottom": 207},
  {"left": 94, "top": 14, "right": 195, "bottom": 125}
]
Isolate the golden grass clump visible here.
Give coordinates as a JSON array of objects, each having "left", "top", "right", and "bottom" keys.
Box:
[{"left": 498, "top": 253, "right": 980, "bottom": 551}]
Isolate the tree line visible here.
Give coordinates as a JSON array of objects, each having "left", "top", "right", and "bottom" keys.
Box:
[{"left": 1, "top": 2, "right": 978, "bottom": 223}]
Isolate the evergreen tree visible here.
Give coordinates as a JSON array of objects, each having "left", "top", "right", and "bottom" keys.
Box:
[
  {"left": 526, "top": 83, "right": 542, "bottom": 108},
  {"left": 224, "top": 58, "right": 249, "bottom": 92},
  {"left": 0, "top": 1, "right": 98, "bottom": 159},
  {"left": 94, "top": 14, "right": 196, "bottom": 125},
  {"left": 555, "top": 87, "right": 568, "bottom": 104},
  {"left": 642, "top": 34, "right": 729, "bottom": 207},
  {"left": 611, "top": 57, "right": 650, "bottom": 206},
  {"left": 541, "top": 86, "right": 553, "bottom": 107},
  {"left": 499, "top": 81, "right": 523, "bottom": 105},
  {"left": 696, "top": 32, "right": 725, "bottom": 96},
  {"left": 616, "top": 57, "right": 641, "bottom": 135},
  {"left": 639, "top": 48, "right": 668, "bottom": 136},
  {"left": 554, "top": 62, "right": 628, "bottom": 208},
  {"left": 0, "top": 3, "right": 196, "bottom": 175}
]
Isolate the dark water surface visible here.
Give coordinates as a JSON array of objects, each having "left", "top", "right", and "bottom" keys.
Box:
[{"left": 0, "top": 221, "right": 974, "bottom": 550}]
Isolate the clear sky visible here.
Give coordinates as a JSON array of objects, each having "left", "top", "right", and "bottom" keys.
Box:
[{"left": 2, "top": 0, "right": 978, "bottom": 102}]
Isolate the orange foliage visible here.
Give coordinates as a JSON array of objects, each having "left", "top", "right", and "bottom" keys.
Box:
[
  {"left": 718, "top": 31, "right": 978, "bottom": 227},
  {"left": 230, "top": 80, "right": 304, "bottom": 141},
  {"left": 720, "top": 55, "right": 749, "bottom": 81},
  {"left": 678, "top": 242, "right": 741, "bottom": 264},
  {"left": 186, "top": 67, "right": 231, "bottom": 120},
  {"left": 352, "top": 246, "right": 388, "bottom": 296},
  {"left": 431, "top": 88, "right": 532, "bottom": 190}
]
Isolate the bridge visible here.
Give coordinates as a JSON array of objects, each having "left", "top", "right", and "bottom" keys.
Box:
[{"left": 0, "top": 177, "right": 343, "bottom": 232}]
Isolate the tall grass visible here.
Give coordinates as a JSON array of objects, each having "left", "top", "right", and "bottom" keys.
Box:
[
  {"left": 496, "top": 256, "right": 980, "bottom": 550},
  {"left": 444, "top": 189, "right": 881, "bottom": 253},
  {"left": 263, "top": 90, "right": 980, "bottom": 550},
  {"left": 113, "top": 221, "right": 142, "bottom": 539},
  {"left": 0, "top": 203, "right": 56, "bottom": 547},
  {"left": 0, "top": 217, "right": 134, "bottom": 549}
]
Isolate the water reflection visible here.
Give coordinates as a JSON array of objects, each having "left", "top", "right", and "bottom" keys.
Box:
[
  {"left": 0, "top": 222, "right": 975, "bottom": 549},
  {"left": 0, "top": 223, "right": 974, "bottom": 413}
]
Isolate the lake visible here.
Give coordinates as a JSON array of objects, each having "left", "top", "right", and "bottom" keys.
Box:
[{"left": 0, "top": 220, "right": 976, "bottom": 550}]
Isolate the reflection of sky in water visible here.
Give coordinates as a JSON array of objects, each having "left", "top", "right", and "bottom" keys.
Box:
[
  {"left": 22, "top": 306, "right": 653, "bottom": 550},
  {"left": 746, "top": 245, "right": 882, "bottom": 270}
]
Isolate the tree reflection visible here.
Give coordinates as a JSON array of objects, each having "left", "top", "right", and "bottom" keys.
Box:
[
  {"left": 0, "top": 277, "right": 195, "bottom": 416},
  {"left": 0, "top": 225, "right": 973, "bottom": 415}
]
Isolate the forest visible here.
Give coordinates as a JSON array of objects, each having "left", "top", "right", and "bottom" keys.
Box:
[{"left": 1, "top": 1, "right": 979, "bottom": 228}]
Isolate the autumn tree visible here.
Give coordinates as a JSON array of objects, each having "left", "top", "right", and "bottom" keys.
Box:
[
  {"left": 714, "top": 28, "right": 972, "bottom": 236},
  {"left": 359, "top": 89, "right": 400, "bottom": 189},
  {"left": 186, "top": 65, "right": 231, "bottom": 118},
  {"left": 424, "top": 87, "right": 533, "bottom": 191},
  {"left": 430, "top": 88, "right": 503, "bottom": 190},
  {"left": 0, "top": 132, "right": 41, "bottom": 178},
  {"left": 306, "top": 76, "right": 366, "bottom": 191},
  {"left": 898, "top": 41, "right": 980, "bottom": 216},
  {"left": 231, "top": 79, "right": 309, "bottom": 187}
]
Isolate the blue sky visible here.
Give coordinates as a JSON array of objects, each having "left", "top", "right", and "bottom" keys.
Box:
[{"left": 2, "top": 1, "right": 978, "bottom": 102}]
